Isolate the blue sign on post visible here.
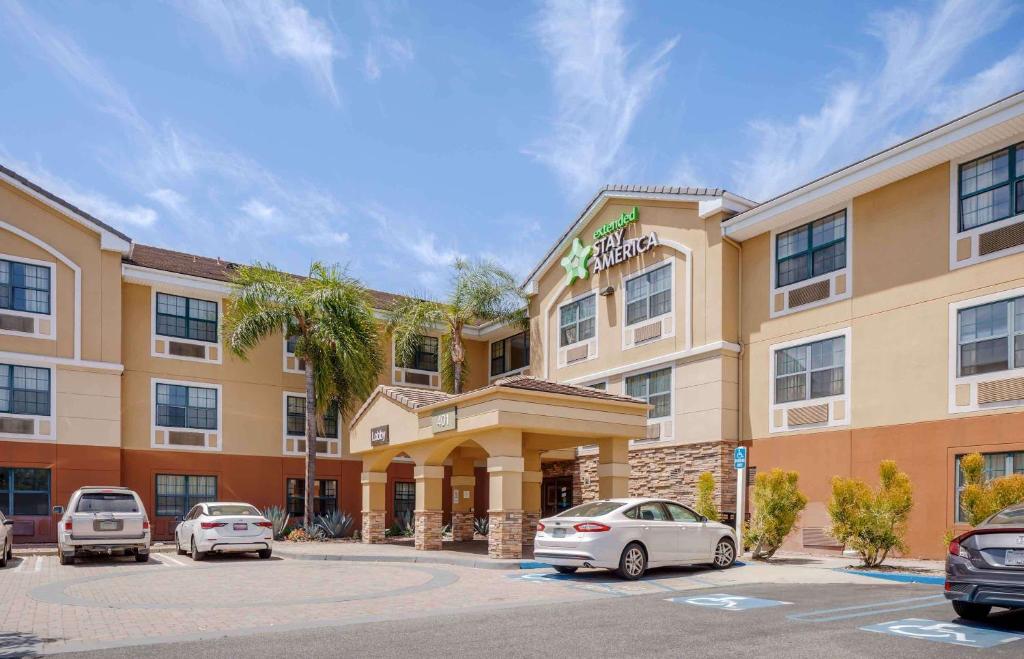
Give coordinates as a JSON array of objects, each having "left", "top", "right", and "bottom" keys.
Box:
[{"left": 734, "top": 446, "right": 747, "bottom": 470}]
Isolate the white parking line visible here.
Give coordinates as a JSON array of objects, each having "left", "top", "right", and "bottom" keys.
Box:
[
  {"left": 33, "top": 556, "right": 43, "bottom": 572},
  {"left": 158, "top": 553, "right": 188, "bottom": 567},
  {"left": 12, "top": 556, "right": 28, "bottom": 572}
]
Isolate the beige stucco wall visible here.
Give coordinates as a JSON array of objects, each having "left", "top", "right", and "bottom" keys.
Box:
[{"left": 55, "top": 366, "right": 121, "bottom": 447}]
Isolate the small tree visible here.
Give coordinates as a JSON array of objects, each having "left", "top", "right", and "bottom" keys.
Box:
[
  {"left": 694, "top": 472, "right": 719, "bottom": 521},
  {"left": 746, "top": 468, "right": 807, "bottom": 559},
  {"left": 959, "top": 452, "right": 1024, "bottom": 526},
  {"left": 828, "top": 460, "right": 913, "bottom": 567}
]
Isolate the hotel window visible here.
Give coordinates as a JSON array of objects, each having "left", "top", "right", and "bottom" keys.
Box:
[
  {"left": 155, "top": 474, "right": 217, "bottom": 518},
  {"left": 286, "top": 395, "right": 338, "bottom": 437},
  {"left": 394, "top": 481, "right": 415, "bottom": 527},
  {"left": 156, "top": 293, "right": 218, "bottom": 343},
  {"left": 0, "top": 364, "right": 51, "bottom": 416},
  {"left": 957, "top": 295, "right": 1024, "bottom": 376},
  {"left": 774, "top": 336, "right": 845, "bottom": 404},
  {"left": 559, "top": 295, "right": 595, "bottom": 347},
  {"left": 0, "top": 259, "right": 51, "bottom": 314},
  {"left": 398, "top": 335, "right": 439, "bottom": 372},
  {"left": 776, "top": 210, "right": 847, "bottom": 288},
  {"left": 491, "top": 331, "right": 530, "bottom": 376},
  {"left": 625, "top": 264, "right": 671, "bottom": 326},
  {"left": 625, "top": 368, "right": 671, "bottom": 419},
  {"left": 958, "top": 144, "right": 1024, "bottom": 231},
  {"left": 955, "top": 452, "right": 1024, "bottom": 522},
  {"left": 286, "top": 478, "right": 337, "bottom": 517},
  {"left": 0, "top": 467, "right": 50, "bottom": 516},
  {"left": 155, "top": 383, "right": 218, "bottom": 430},
  {"left": 286, "top": 335, "right": 299, "bottom": 355}
]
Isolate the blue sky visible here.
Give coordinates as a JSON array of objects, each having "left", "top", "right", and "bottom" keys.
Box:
[{"left": 0, "top": 0, "right": 1021, "bottom": 297}]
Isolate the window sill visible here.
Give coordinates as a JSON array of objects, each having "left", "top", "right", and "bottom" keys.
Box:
[
  {"left": 951, "top": 212, "right": 1024, "bottom": 269},
  {"left": 771, "top": 269, "right": 850, "bottom": 319}
]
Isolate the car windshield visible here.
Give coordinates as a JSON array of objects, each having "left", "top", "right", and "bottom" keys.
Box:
[
  {"left": 988, "top": 507, "right": 1024, "bottom": 525},
  {"left": 76, "top": 493, "right": 139, "bottom": 513},
  {"left": 555, "top": 501, "right": 625, "bottom": 518},
  {"left": 207, "top": 505, "right": 260, "bottom": 516}
]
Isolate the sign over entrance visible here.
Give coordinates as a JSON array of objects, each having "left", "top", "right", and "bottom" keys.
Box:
[
  {"left": 560, "top": 207, "right": 659, "bottom": 287},
  {"left": 370, "top": 425, "right": 390, "bottom": 446},
  {"left": 431, "top": 406, "right": 457, "bottom": 433}
]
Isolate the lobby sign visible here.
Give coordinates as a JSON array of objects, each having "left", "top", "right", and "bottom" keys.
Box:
[
  {"left": 560, "top": 206, "right": 659, "bottom": 287},
  {"left": 431, "top": 406, "right": 457, "bottom": 433},
  {"left": 370, "top": 425, "right": 390, "bottom": 446}
]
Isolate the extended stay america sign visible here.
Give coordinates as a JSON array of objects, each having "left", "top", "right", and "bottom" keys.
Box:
[{"left": 560, "top": 206, "right": 659, "bottom": 286}]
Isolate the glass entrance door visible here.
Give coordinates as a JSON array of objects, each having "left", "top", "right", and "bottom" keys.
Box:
[{"left": 542, "top": 477, "right": 573, "bottom": 517}]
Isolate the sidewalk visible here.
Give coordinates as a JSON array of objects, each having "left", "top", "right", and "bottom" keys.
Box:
[{"left": 275, "top": 539, "right": 541, "bottom": 570}]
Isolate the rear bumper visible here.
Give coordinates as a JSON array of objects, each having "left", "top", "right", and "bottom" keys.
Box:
[
  {"left": 199, "top": 539, "right": 271, "bottom": 553},
  {"left": 59, "top": 534, "right": 150, "bottom": 555},
  {"left": 532, "top": 548, "right": 615, "bottom": 569},
  {"left": 945, "top": 581, "right": 1024, "bottom": 609}
]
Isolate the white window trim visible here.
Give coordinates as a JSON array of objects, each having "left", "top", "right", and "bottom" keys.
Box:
[
  {"left": 283, "top": 332, "right": 303, "bottom": 374},
  {"left": 0, "top": 252, "right": 57, "bottom": 343},
  {"left": 621, "top": 258, "right": 675, "bottom": 351},
  {"left": 768, "top": 327, "right": 852, "bottom": 433},
  {"left": 0, "top": 360, "right": 56, "bottom": 443},
  {"left": 150, "top": 377, "right": 223, "bottom": 452},
  {"left": 621, "top": 362, "right": 675, "bottom": 447},
  {"left": 556, "top": 289, "right": 600, "bottom": 367},
  {"left": 487, "top": 330, "right": 530, "bottom": 382},
  {"left": 948, "top": 136, "right": 1024, "bottom": 270},
  {"left": 948, "top": 284, "right": 1024, "bottom": 413},
  {"left": 150, "top": 288, "right": 223, "bottom": 364},
  {"left": 769, "top": 203, "right": 853, "bottom": 319},
  {"left": 281, "top": 391, "right": 341, "bottom": 458},
  {"left": 390, "top": 335, "right": 441, "bottom": 389}
]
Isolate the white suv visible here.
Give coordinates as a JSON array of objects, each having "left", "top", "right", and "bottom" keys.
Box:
[{"left": 55, "top": 487, "right": 151, "bottom": 565}]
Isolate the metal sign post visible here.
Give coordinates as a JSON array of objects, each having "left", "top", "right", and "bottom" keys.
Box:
[{"left": 734, "top": 446, "right": 747, "bottom": 557}]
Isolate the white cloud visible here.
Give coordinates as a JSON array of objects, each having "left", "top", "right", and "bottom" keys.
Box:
[
  {"left": 926, "top": 46, "right": 1024, "bottom": 122},
  {"left": 148, "top": 188, "right": 188, "bottom": 215},
  {"left": 299, "top": 230, "right": 349, "bottom": 247},
  {"left": 175, "top": 0, "right": 343, "bottom": 105},
  {"left": 732, "top": 0, "right": 1018, "bottom": 201},
  {"left": 526, "top": 0, "right": 677, "bottom": 197},
  {"left": 241, "top": 198, "right": 277, "bottom": 223},
  {"left": 365, "top": 36, "right": 414, "bottom": 81}
]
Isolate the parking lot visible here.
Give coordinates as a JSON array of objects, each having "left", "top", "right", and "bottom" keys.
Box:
[{"left": 1, "top": 551, "right": 1022, "bottom": 657}]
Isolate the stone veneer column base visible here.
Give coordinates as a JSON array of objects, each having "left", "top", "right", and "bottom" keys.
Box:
[
  {"left": 362, "top": 511, "right": 386, "bottom": 544},
  {"left": 415, "top": 510, "right": 444, "bottom": 551},
  {"left": 451, "top": 511, "right": 475, "bottom": 542},
  {"left": 522, "top": 512, "right": 541, "bottom": 544},
  {"left": 488, "top": 511, "right": 523, "bottom": 559}
]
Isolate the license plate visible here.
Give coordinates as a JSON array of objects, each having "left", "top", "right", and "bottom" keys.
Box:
[
  {"left": 553, "top": 528, "right": 566, "bottom": 538},
  {"left": 233, "top": 523, "right": 247, "bottom": 531},
  {"left": 1006, "top": 549, "right": 1024, "bottom": 566},
  {"left": 99, "top": 520, "right": 118, "bottom": 531}
]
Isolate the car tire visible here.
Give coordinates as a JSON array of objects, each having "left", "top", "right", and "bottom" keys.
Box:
[
  {"left": 711, "top": 537, "right": 736, "bottom": 569},
  {"left": 0, "top": 544, "right": 7, "bottom": 568},
  {"left": 135, "top": 551, "right": 149, "bottom": 563},
  {"left": 616, "top": 542, "right": 647, "bottom": 580},
  {"left": 59, "top": 549, "right": 75, "bottom": 566},
  {"left": 5, "top": 541, "right": 11, "bottom": 560},
  {"left": 175, "top": 536, "right": 186, "bottom": 556},
  {"left": 553, "top": 566, "right": 577, "bottom": 575},
  {"left": 258, "top": 548, "right": 272, "bottom": 560},
  {"left": 952, "top": 600, "right": 991, "bottom": 621},
  {"left": 191, "top": 538, "right": 206, "bottom": 562}
]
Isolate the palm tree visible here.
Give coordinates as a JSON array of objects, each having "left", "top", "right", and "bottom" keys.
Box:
[
  {"left": 389, "top": 258, "right": 528, "bottom": 394},
  {"left": 223, "top": 262, "right": 384, "bottom": 528}
]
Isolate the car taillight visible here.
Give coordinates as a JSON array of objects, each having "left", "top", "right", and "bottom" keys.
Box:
[
  {"left": 537, "top": 522, "right": 545, "bottom": 532},
  {"left": 201, "top": 522, "right": 227, "bottom": 529},
  {"left": 64, "top": 520, "right": 72, "bottom": 531},
  {"left": 949, "top": 532, "right": 972, "bottom": 559},
  {"left": 143, "top": 520, "right": 150, "bottom": 530},
  {"left": 255, "top": 521, "right": 273, "bottom": 528},
  {"left": 573, "top": 521, "right": 611, "bottom": 533}
]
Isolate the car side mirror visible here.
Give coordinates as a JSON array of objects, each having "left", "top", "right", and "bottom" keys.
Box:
[
  {"left": 699, "top": 515, "right": 708, "bottom": 523},
  {"left": 2, "top": 520, "right": 13, "bottom": 526},
  {"left": 52, "top": 505, "right": 64, "bottom": 515}
]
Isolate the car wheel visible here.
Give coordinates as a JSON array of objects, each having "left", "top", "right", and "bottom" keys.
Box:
[
  {"left": 952, "top": 600, "right": 991, "bottom": 621},
  {"left": 134, "top": 551, "right": 149, "bottom": 563},
  {"left": 616, "top": 542, "right": 647, "bottom": 580},
  {"left": 712, "top": 537, "right": 736, "bottom": 569},
  {"left": 0, "top": 544, "right": 7, "bottom": 568},
  {"left": 59, "top": 549, "right": 75, "bottom": 566},
  {"left": 553, "top": 566, "right": 577, "bottom": 575},
  {"left": 175, "top": 535, "right": 186, "bottom": 556},
  {"left": 258, "top": 548, "right": 272, "bottom": 560},
  {"left": 5, "top": 541, "right": 11, "bottom": 559},
  {"left": 190, "top": 538, "right": 206, "bottom": 562}
]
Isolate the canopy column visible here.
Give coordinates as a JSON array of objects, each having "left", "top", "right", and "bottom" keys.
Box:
[
  {"left": 598, "top": 437, "right": 631, "bottom": 499},
  {"left": 414, "top": 465, "right": 445, "bottom": 551},
  {"left": 487, "top": 455, "right": 524, "bottom": 559},
  {"left": 522, "top": 451, "right": 543, "bottom": 544},
  {"left": 361, "top": 471, "right": 388, "bottom": 544},
  {"left": 450, "top": 455, "right": 476, "bottom": 542}
]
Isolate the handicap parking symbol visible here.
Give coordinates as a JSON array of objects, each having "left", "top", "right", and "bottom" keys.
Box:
[
  {"left": 862, "top": 618, "right": 1024, "bottom": 648},
  {"left": 669, "top": 594, "right": 788, "bottom": 611}
]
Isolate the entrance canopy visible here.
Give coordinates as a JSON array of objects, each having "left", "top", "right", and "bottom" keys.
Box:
[{"left": 349, "top": 375, "right": 648, "bottom": 559}]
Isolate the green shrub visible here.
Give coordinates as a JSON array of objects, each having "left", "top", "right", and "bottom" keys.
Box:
[
  {"left": 745, "top": 468, "right": 807, "bottom": 560},
  {"left": 262, "top": 505, "right": 290, "bottom": 540},
  {"left": 315, "top": 511, "right": 354, "bottom": 539},
  {"left": 473, "top": 516, "right": 489, "bottom": 536},
  {"left": 694, "top": 472, "right": 719, "bottom": 521},
  {"left": 386, "top": 511, "right": 414, "bottom": 538},
  {"left": 958, "top": 452, "right": 1024, "bottom": 526},
  {"left": 828, "top": 460, "right": 913, "bottom": 567}
]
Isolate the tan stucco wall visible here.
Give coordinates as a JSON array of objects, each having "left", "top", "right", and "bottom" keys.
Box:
[{"left": 55, "top": 366, "right": 121, "bottom": 447}]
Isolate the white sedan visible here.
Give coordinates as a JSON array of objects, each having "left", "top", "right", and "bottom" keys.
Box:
[
  {"left": 534, "top": 498, "right": 737, "bottom": 579},
  {"left": 0, "top": 510, "right": 13, "bottom": 568},
  {"left": 174, "top": 502, "right": 274, "bottom": 561}
]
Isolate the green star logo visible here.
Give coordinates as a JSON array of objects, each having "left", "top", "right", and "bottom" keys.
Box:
[{"left": 560, "top": 237, "right": 593, "bottom": 286}]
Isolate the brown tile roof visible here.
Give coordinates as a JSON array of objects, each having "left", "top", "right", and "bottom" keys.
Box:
[
  {"left": 379, "top": 385, "right": 454, "bottom": 409},
  {"left": 124, "top": 243, "right": 406, "bottom": 310},
  {"left": 491, "top": 375, "right": 644, "bottom": 405}
]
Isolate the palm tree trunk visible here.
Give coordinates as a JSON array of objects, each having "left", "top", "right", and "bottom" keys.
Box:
[
  {"left": 304, "top": 358, "right": 317, "bottom": 530},
  {"left": 450, "top": 329, "right": 465, "bottom": 394}
]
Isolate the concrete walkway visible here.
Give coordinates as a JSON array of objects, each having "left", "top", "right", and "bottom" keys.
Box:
[{"left": 275, "top": 539, "right": 539, "bottom": 570}]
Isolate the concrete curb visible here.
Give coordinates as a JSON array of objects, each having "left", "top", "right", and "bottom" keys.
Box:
[
  {"left": 276, "top": 548, "right": 546, "bottom": 571},
  {"left": 839, "top": 568, "right": 945, "bottom": 585}
]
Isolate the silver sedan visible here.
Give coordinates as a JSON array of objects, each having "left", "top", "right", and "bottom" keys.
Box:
[{"left": 533, "top": 498, "right": 738, "bottom": 579}]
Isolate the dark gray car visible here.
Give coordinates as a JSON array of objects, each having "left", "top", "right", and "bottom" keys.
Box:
[{"left": 946, "top": 502, "right": 1024, "bottom": 620}]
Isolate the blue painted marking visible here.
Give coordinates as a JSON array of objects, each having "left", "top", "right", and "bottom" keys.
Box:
[
  {"left": 669, "top": 593, "right": 788, "bottom": 611},
  {"left": 788, "top": 594, "right": 947, "bottom": 623},
  {"left": 862, "top": 618, "right": 1024, "bottom": 648},
  {"left": 839, "top": 568, "right": 945, "bottom": 585},
  {"left": 519, "top": 561, "right": 551, "bottom": 569}
]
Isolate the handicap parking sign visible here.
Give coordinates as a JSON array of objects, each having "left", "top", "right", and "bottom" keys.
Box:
[
  {"left": 733, "top": 447, "right": 746, "bottom": 469},
  {"left": 669, "top": 593, "right": 787, "bottom": 611},
  {"left": 862, "top": 618, "right": 1024, "bottom": 648}
]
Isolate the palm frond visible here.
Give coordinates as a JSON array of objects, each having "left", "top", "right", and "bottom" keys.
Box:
[
  {"left": 223, "top": 264, "right": 297, "bottom": 358},
  {"left": 387, "top": 296, "right": 447, "bottom": 370},
  {"left": 450, "top": 258, "right": 528, "bottom": 331}
]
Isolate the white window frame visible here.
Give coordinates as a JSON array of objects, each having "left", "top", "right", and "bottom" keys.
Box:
[
  {"left": 769, "top": 327, "right": 852, "bottom": 433},
  {"left": 622, "top": 362, "right": 675, "bottom": 447},
  {"left": 281, "top": 391, "right": 341, "bottom": 457},
  {"left": 283, "top": 331, "right": 303, "bottom": 374},
  {"left": 948, "top": 136, "right": 1024, "bottom": 270},
  {"left": 769, "top": 203, "right": 853, "bottom": 319},
  {"left": 488, "top": 330, "right": 530, "bottom": 382},
  {"left": 0, "top": 360, "right": 56, "bottom": 442},
  {"left": 150, "top": 288, "right": 223, "bottom": 364},
  {"left": 0, "top": 252, "right": 57, "bottom": 342},
  {"left": 391, "top": 335, "right": 441, "bottom": 389},
  {"left": 149, "top": 377, "right": 222, "bottom": 452},
  {"left": 621, "top": 259, "right": 675, "bottom": 350},
  {"left": 556, "top": 290, "right": 599, "bottom": 368},
  {"left": 948, "top": 284, "right": 1024, "bottom": 413}
]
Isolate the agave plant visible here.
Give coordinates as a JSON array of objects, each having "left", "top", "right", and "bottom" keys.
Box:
[
  {"left": 473, "top": 516, "right": 489, "bottom": 536},
  {"left": 300, "top": 520, "right": 327, "bottom": 541},
  {"left": 315, "top": 510, "right": 354, "bottom": 539},
  {"left": 262, "top": 505, "right": 291, "bottom": 540}
]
